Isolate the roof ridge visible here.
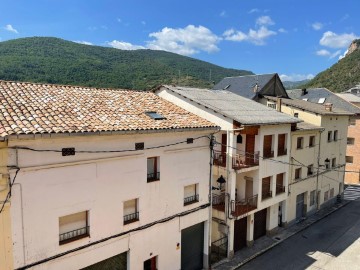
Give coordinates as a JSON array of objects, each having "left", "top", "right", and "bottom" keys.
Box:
[
  {"left": 0, "top": 79, "right": 146, "bottom": 93},
  {"left": 222, "top": 73, "right": 276, "bottom": 79}
]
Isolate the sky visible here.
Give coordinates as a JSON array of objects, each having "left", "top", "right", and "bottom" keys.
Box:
[{"left": 0, "top": 0, "right": 359, "bottom": 81}]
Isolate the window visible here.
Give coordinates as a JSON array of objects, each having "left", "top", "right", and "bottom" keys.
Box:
[
  {"left": 349, "top": 117, "right": 356, "bottom": 126},
  {"left": 310, "top": 190, "right": 315, "bottom": 206},
  {"left": 307, "top": 164, "right": 314, "bottom": 176},
  {"left": 144, "top": 256, "right": 157, "bottom": 270},
  {"left": 145, "top": 111, "right": 166, "bottom": 120},
  {"left": 267, "top": 102, "right": 276, "bottom": 109},
  {"left": 296, "top": 137, "right": 304, "bottom": 149},
  {"left": 184, "top": 184, "right": 199, "bottom": 205},
  {"left": 330, "top": 188, "right": 334, "bottom": 198},
  {"left": 262, "top": 176, "right": 272, "bottom": 200},
  {"left": 295, "top": 168, "right": 301, "bottom": 180},
  {"left": 263, "top": 135, "right": 274, "bottom": 158},
  {"left": 147, "top": 157, "right": 160, "bottom": 182},
  {"left": 318, "top": 98, "right": 326, "bottom": 104},
  {"left": 237, "top": 134, "right": 243, "bottom": 144},
  {"left": 347, "top": 137, "right": 355, "bottom": 145},
  {"left": 324, "top": 191, "right": 329, "bottom": 202},
  {"left": 294, "top": 113, "right": 299, "bottom": 118},
  {"left": 277, "top": 134, "right": 287, "bottom": 156},
  {"left": 346, "top": 156, "right": 354, "bottom": 163},
  {"left": 276, "top": 173, "right": 285, "bottom": 195},
  {"left": 332, "top": 158, "right": 336, "bottom": 168},
  {"left": 309, "top": 136, "right": 315, "bottom": 147},
  {"left": 124, "top": 199, "right": 139, "bottom": 225},
  {"left": 333, "top": 130, "right": 338, "bottom": 141},
  {"left": 59, "top": 211, "right": 89, "bottom": 244},
  {"left": 327, "top": 131, "right": 332, "bottom": 142}
]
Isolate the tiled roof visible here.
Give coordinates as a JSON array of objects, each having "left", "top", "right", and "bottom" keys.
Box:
[
  {"left": 336, "top": 93, "right": 360, "bottom": 103},
  {"left": 0, "top": 80, "right": 217, "bottom": 137},
  {"left": 295, "top": 122, "right": 324, "bottom": 132},
  {"left": 265, "top": 96, "right": 354, "bottom": 116},
  {"left": 160, "top": 85, "right": 301, "bottom": 125},
  {"left": 287, "top": 88, "right": 360, "bottom": 114}
]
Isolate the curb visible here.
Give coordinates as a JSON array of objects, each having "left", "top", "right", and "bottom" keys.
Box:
[{"left": 214, "top": 201, "right": 351, "bottom": 270}]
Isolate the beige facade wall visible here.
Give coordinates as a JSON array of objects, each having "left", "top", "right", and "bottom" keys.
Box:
[{"left": 5, "top": 130, "right": 212, "bottom": 269}]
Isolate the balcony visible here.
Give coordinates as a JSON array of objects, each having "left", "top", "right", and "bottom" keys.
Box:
[
  {"left": 123, "top": 212, "right": 139, "bottom": 225},
  {"left": 232, "top": 151, "right": 259, "bottom": 170},
  {"left": 263, "top": 150, "right": 274, "bottom": 159},
  {"left": 231, "top": 194, "right": 258, "bottom": 217},
  {"left": 147, "top": 172, "right": 160, "bottom": 182},
  {"left": 59, "top": 226, "right": 89, "bottom": 244},
  {"left": 261, "top": 190, "right": 272, "bottom": 200},
  {"left": 212, "top": 193, "right": 225, "bottom": 208},
  {"left": 276, "top": 185, "right": 285, "bottom": 195},
  {"left": 277, "top": 148, "right": 287, "bottom": 156},
  {"left": 184, "top": 194, "right": 199, "bottom": 206},
  {"left": 213, "top": 151, "right": 226, "bottom": 167}
]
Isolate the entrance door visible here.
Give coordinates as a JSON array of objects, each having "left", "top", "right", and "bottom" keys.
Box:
[
  {"left": 144, "top": 256, "right": 157, "bottom": 270},
  {"left": 181, "top": 222, "right": 204, "bottom": 270},
  {"left": 296, "top": 193, "right": 305, "bottom": 220},
  {"left": 254, "top": 208, "right": 267, "bottom": 240},
  {"left": 234, "top": 217, "right": 247, "bottom": 252},
  {"left": 245, "top": 135, "right": 255, "bottom": 164}
]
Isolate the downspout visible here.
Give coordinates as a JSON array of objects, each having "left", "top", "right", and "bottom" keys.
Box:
[{"left": 208, "top": 134, "right": 215, "bottom": 269}]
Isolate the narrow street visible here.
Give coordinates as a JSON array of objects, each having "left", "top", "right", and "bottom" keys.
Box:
[{"left": 239, "top": 200, "right": 360, "bottom": 270}]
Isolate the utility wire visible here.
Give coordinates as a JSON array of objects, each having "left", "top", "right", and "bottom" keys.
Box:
[{"left": 0, "top": 167, "right": 20, "bottom": 214}]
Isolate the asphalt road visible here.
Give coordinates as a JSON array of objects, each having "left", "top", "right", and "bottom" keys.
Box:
[{"left": 239, "top": 200, "right": 360, "bottom": 270}]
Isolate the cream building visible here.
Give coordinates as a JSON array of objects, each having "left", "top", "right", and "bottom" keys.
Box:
[
  {"left": 261, "top": 97, "right": 352, "bottom": 224},
  {"left": 155, "top": 85, "right": 300, "bottom": 260},
  {"left": 0, "top": 81, "right": 218, "bottom": 270}
]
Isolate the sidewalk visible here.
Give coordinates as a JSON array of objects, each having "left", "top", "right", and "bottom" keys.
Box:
[{"left": 212, "top": 200, "right": 351, "bottom": 270}]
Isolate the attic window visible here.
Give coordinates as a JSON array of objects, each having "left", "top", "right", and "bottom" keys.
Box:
[
  {"left": 318, "top": 98, "right": 326, "bottom": 104},
  {"left": 145, "top": 111, "right": 166, "bottom": 120},
  {"left": 223, "top": 85, "right": 230, "bottom": 90}
]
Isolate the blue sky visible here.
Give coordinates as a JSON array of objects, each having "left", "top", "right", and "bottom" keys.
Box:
[{"left": 0, "top": 0, "right": 359, "bottom": 81}]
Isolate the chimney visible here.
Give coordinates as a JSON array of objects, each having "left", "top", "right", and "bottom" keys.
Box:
[
  {"left": 324, "top": 103, "right": 333, "bottom": 111},
  {"left": 301, "top": 88, "right": 307, "bottom": 96},
  {"left": 276, "top": 98, "right": 282, "bottom": 112}
]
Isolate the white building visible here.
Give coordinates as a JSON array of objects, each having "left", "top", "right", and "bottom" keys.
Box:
[
  {"left": 0, "top": 81, "right": 218, "bottom": 270},
  {"left": 155, "top": 85, "right": 301, "bottom": 259}
]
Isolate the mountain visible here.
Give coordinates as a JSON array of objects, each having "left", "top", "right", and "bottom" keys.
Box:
[
  {"left": 304, "top": 39, "right": 360, "bottom": 93},
  {"left": 0, "top": 37, "right": 253, "bottom": 90},
  {"left": 282, "top": 79, "right": 310, "bottom": 90}
]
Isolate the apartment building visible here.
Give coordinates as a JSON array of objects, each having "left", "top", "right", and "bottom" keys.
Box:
[
  {"left": 261, "top": 97, "right": 352, "bottom": 221},
  {"left": 288, "top": 88, "right": 360, "bottom": 185},
  {"left": 0, "top": 81, "right": 218, "bottom": 270},
  {"left": 155, "top": 85, "right": 300, "bottom": 260}
]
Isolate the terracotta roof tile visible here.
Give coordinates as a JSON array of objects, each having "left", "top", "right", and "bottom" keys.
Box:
[{"left": 0, "top": 80, "right": 217, "bottom": 137}]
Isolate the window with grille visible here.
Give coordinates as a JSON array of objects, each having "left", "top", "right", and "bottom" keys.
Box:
[
  {"left": 59, "top": 211, "right": 89, "bottom": 244},
  {"left": 123, "top": 199, "right": 139, "bottom": 225},
  {"left": 184, "top": 184, "right": 199, "bottom": 205},
  {"left": 147, "top": 157, "right": 160, "bottom": 182}
]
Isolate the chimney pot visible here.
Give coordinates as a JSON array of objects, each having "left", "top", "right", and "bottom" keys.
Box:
[
  {"left": 324, "top": 103, "right": 333, "bottom": 111},
  {"left": 301, "top": 88, "right": 307, "bottom": 96}
]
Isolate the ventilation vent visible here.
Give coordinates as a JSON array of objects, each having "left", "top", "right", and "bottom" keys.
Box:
[
  {"left": 187, "top": 138, "right": 194, "bottom": 144},
  {"left": 135, "top": 142, "right": 145, "bottom": 150},
  {"left": 62, "top": 148, "right": 75, "bottom": 156}
]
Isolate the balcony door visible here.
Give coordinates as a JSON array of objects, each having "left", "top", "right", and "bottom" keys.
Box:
[{"left": 245, "top": 135, "right": 255, "bottom": 164}]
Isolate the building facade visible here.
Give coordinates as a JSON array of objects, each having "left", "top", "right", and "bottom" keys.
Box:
[
  {"left": 0, "top": 81, "right": 217, "bottom": 270},
  {"left": 155, "top": 85, "right": 300, "bottom": 260}
]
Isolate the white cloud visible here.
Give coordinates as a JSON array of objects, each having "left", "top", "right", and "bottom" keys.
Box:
[
  {"left": 223, "top": 26, "right": 276, "bottom": 45},
  {"left": 278, "top": 28, "right": 287, "bottom": 33},
  {"left": 248, "top": 8, "right": 260, "bottom": 14},
  {"left": 280, "top": 74, "right": 315, "bottom": 82},
  {"left": 117, "top": 18, "right": 122, "bottom": 23},
  {"left": 312, "top": 22, "right": 323, "bottom": 31},
  {"left": 4, "top": 24, "right": 18, "bottom": 34},
  {"left": 141, "top": 21, "right": 146, "bottom": 25},
  {"left": 329, "top": 50, "right": 342, "bottom": 59},
  {"left": 220, "top": 10, "right": 226, "bottom": 17},
  {"left": 147, "top": 25, "right": 220, "bottom": 55},
  {"left": 319, "top": 31, "right": 358, "bottom": 48},
  {"left": 339, "top": 49, "right": 348, "bottom": 60},
  {"left": 107, "top": 40, "right": 145, "bottom": 50},
  {"left": 74, "top": 41, "right": 93, "bottom": 45},
  {"left": 256, "top": 16, "right": 275, "bottom": 26},
  {"left": 316, "top": 49, "right": 331, "bottom": 56}
]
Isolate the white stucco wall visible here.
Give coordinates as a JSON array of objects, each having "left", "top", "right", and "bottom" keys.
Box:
[{"left": 7, "top": 130, "right": 213, "bottom": 269}]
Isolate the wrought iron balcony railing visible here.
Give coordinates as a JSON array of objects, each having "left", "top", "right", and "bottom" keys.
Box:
[
  {"left": 184, "top": 194, "right": 199, "bottom": 206},
  {"left": 59, "top": 226, "right": 89, "bottom": 244}
]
